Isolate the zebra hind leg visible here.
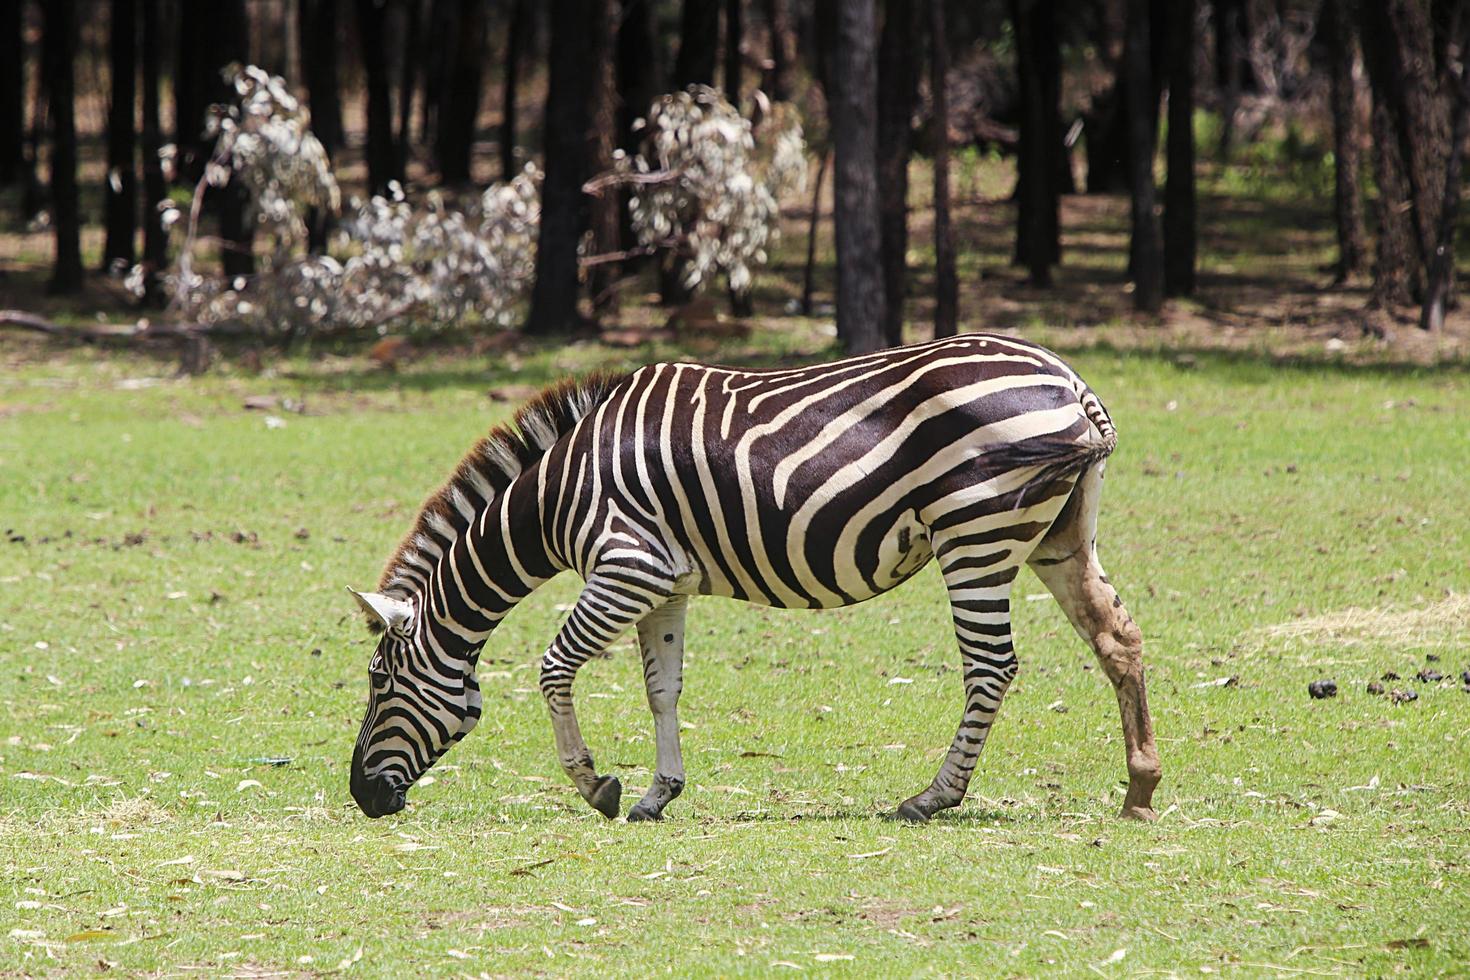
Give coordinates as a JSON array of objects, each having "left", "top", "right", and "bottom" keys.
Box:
[
  {"left": 1027, "top": 464, "right": 1161, "bottom": 821},
  {"left": 627, "top": 596, "right": 689, "bottom": 822},
  {"left": 893, "top": 557, "right": 1022, "bottom": 823},
  {"left": 540, "top": 569, "right": 674, "bottom": 819}
]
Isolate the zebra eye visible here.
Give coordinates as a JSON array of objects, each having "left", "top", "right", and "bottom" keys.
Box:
[{"left": 369, "top": 655, "right": 391, "bottom": 690}]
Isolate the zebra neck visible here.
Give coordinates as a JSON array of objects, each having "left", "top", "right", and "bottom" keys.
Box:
[{"left": 417, "top": 472, "right": 561, "bottom": 645}]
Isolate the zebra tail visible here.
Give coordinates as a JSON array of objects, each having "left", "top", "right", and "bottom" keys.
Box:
[{"left": 986, "top": 394, "right": 1118, "bottom": 509}]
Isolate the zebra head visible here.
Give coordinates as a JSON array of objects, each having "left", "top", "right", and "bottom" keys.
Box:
[{"left": 347, "top": 589, "right": 484, "bottom": 818}]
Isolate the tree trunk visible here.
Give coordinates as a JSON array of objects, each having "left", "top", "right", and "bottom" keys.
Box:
[
  {"left": 1215, "top": 0, "right": 1245, "bottom": 160},
  {"left": 877, "top": 0, "right": 920, "bottom": 344},
  {"left": 674, "top": 0, "right": 720, "bottom": 87},
  {"left": 1125, "top": 0, "right": 1162, "bottom": 313},
  {"left": 617, "top": 0, "right": 660, "bottom": 152},
  {"left": 1013, "top": 0, "right": 1059, "bottom": 286},
  {"left": 1420, "top": 16, "right": 1470, "bottom": 332},
  {"left": 301, "top": 0, "right": 344, "bottom": 157},
  {"left": 1321, "top": 0, "right": 1366, "bottom": 282},
  {"left": 103, "top": 0, "right": 138, "bottom": 271},
  {"left": 525, "top": 0, "right": 594, "bottom": 335},
  {"left": 44, "top": 0, "right": 84, "bottom": 293},
  {"left": 214, "top": 0, "right": 254, "bottom": 278},
  {"left": 1368, "top": 98, "right": 1417, "bottom": 307},
  {"left": 587, "top": 0, "right": 622, "bottom": 314},
  {"left": 438, "top": 0, "right": 486, "bottom": 184},
  {"left": 1162, "top": 0, "right": 1196, "bottom": 296},
  {"left": 139, "top": 0, "right": 168, "bottom": 297},
  {"left": 0, "top": 0, "right": 24, "bottom": 187},
  {"left": 397, "top": 0, "right": 422, "bottom": 178},
  {"left": 175, "top": 1, "right": 207, "bottom": 174},
  {"left": 801, "top": 149, "right": 829, "bottom": 317},
  {"left": 830, "top": 0, "right": 886, "bottom": 352},
  {"left": 1360, "top": 0, "right": 1450, "bottom": 308},
  {"left": 357, "top": 0, "right": 401, "bottom": 193},
  {"left": 763, "top": 0, "right": 797, "bottom": 101},
  {"left": 501, "top": 0, "right": 531, "bottom": 180},
  {"left": 725, "top": 0, "right": 743, "bottom": 101},
  {"left": 930, "top": 0, "right": 957, "bottom": 338}
]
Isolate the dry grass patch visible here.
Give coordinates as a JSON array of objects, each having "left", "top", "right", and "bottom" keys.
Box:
[{"left": 1258, "top": 592, "right": 1470, "bottom": 650}]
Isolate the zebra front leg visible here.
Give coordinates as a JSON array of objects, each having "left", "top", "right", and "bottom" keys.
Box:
[
  {"left": 540, "top": 573, "right": 671, "bottom": 819},
  {"left": 627, "top": 596, "right": 689, "bottom": 822},
  {"left": 895, "top": 561, "right": 1022, "bottom": 822}
]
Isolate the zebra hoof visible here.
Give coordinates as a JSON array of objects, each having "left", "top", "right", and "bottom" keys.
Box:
[
  {"left": 889, "top": 801, "right": 931, "bottom": 824},
  {"left": 626, "top": 805, "right": 663, "bottom": 823},
  {"left": 1120, "top": 804, "right": 1158, "bottom": 822},
  {"left": 589, "top": 776, "right": 622, "bottom": 819}
]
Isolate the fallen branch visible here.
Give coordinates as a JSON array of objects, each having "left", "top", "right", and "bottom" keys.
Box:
[{"left": 581, "top": 168, "right": 683, "bottom": 197}]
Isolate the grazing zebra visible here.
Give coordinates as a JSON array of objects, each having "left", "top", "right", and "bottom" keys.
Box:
[{"left": 348, "top": 335, "right": 1161, "bottom": 823}]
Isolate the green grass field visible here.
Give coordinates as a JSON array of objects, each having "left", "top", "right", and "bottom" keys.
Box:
[{"left": 2, "top": 330, "right": 1468, "bottom": 976}]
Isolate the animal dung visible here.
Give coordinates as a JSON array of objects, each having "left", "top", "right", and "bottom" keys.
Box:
[
  {"left": 1366, "top": 681, "right": 1385, "bottom": 696},
  {"left": 1415, "top": 668, "right": 1444, "bottom": 683},
  {"left": 1307, "top": 679, "right": 1337, "bottom": 699}
]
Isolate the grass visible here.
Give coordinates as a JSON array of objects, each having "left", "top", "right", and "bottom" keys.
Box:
[{"left": 2, "top": 328, "right": 1469, "bottom": 977}]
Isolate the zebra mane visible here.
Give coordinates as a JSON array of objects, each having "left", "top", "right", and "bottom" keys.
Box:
[{"left": 372, "top": 370, "right": 630, "bottom": 622}]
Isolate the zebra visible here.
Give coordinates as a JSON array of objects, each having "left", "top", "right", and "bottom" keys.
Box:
[{"left": 347, "top": 334, "right": 1162, "bottom": 823}]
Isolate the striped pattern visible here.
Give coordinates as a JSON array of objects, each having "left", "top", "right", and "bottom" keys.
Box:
[{"left": 349, "top": 335, "right": 1162, "bottom": 823}]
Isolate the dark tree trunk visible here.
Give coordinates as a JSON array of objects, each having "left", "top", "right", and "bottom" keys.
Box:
[
  {"left": 830, "top": 0, "right": 886, "bottom": 352},
  {"left": 877, "top": 0, "right": 920, "bottom": 344},
  {"left": 1420, "top": 15, "right": 1470, "bottom": 331},
  {"left": 674, "top": 0, "right": 720, "bottom": 87},
  {"left": 1125, "top": 0, "right": 1162, "bottom": 312},
  {"left": 1013, "top": 0, "right": 1060, "bottom": 286},
  {"left": 214, "top": 0, "right": 254, "bottom": 278},
  {"left": 43, "top": 0, "right": 83, "bottom": 293},
  {"left": 397, "top": 0, "right": 422, "bottom": 178},
  {"left": 763, "top": 0, "right": 797, "bottom": 101},
  {"left": 438, "top": 0, "right": 486, "bottom": 184},
  {"left": 725, "top": 0, "right": 743, "bottom": 101},
  {"left": 617, "top": 0, "right": 660, "bottom": 152},
  {"left": 301, "top": 0, "right": 344, "bottom": 157},
  {"left": 1214, "top": 0, "right": 1245, "bottom": 160},
  {"left": 0, "top": 0, "right": 24, "bottom": 187},
  {"left": 1163, "top": 0, "right": 1196, "bottom": 296},
  {"left": 930, "top": 0, "right": 957, "bottom": 337},
  {"left": 501, "top": 0, "right": 531, "bottom": 179},
  {"left": 1321, "top": 0, "right": 1367, "bottom": 282},
  {"left": 801, "top": 149, "right": 829, "bottom": 317},
  {"left": 175, "top": 1, "right": 207, "bottom": 174},
  {"left": 103, "top": 0, "right": 138, "bottom": 270},
  {"left": 139, "top": 0, "right": 168, "bottom": 296},
  {"left": 1360, "top": 0, "right": 1450, "bottom": 305},
  {"left": 526, "top": 0, "right": 594, "bottom": 335},
  {"left": 357, "top": 0, "right": 402, "bottom": 193},
  {"left": 1368, "top": 97, "right": 1418, "bottom": 307},
  {"left": 587, "top": 0, "right": 621, "bottom": 314}
]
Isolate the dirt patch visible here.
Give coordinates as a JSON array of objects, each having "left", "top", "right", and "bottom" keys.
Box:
[{"left": 1258, "top": 593, "right": 1470, "bottom": 650}]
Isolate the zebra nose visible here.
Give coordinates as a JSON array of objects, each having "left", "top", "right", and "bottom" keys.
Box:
[{"left": 350, "top": 747, "right": 405, "bottom": 818}]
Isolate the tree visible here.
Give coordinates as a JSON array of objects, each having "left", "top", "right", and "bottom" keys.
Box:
[
  {"left": 674, "top": 0, "right": 719, "bottom": 87},
  {"left": 725, "top": 0, "right": 743, "bottom": 102},
  {"left": 830, "top": 0, "right": 886, "bottom": 352},
  {"left": 300, "top": 0, "right": 344, "bottom": 157},
  {"left": 1214, "top": 0, "right": 1248, "bottom": 159},
  {"left": 930, "top": 0, "right": 957, "bottom": 338},
  {"left": 436, "top": 0, "right": 486, "bottom": 184},
  {"left": 356, "top": 0, "right": 402, "bottom": 193},
  {"left": 617, "top": 0, "right": 661, "bottom": 152},
  {"left": 1320, "top": 0, "right": 1367, "bottom": 282},
  {"left": 104, "top": 0, "right": 138, "bottom": 271},
  {"left": 1420, "top": 13, "right": 1470, "bottom": 331},
  {"left": 139, "top": 0, "right": 168, "bottom": 295},
  {"left": 1360, "top": 0, "right": 1451, "bottom": 316},
  {"left": 587, "top": 0, "right": 622, "bottom": 313},
  {"left": 397, "top": 0, "right": 422, "bottom": 179},
  {"left": 43, "top": 0, "right": 83, "bottom": 293},
  {"left": 763, "top": 0, "right": 797, "bottom": 102},
  {"left": 501, "top": 0, "right": 532, "bottom": 180},
  {"left": 877, "top": 0, "right": 921, "bottom": 343},
  {"left": 1013, "top": 0, "right": 1061, "bottom": 286},
  {"left": 1162, "top": 0, "right": 1196, "bottom": 296},
  {"left": 0, "top": 0, "right": 23, "bottom": 188},
  {"left": 1124, "top": 0, "right": 1162, "bottom": 313},
  {"left": 526, "top": 0, "right": 595, "bottom": 335}
]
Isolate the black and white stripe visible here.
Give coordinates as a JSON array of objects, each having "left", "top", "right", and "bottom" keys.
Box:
[{"left": 348, "top": 335, "right": 1162, "bottom": 822}]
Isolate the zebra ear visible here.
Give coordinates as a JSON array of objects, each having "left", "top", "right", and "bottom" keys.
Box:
[{"left": 348, "top": 588, "right": 413, "bottom": 632}]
